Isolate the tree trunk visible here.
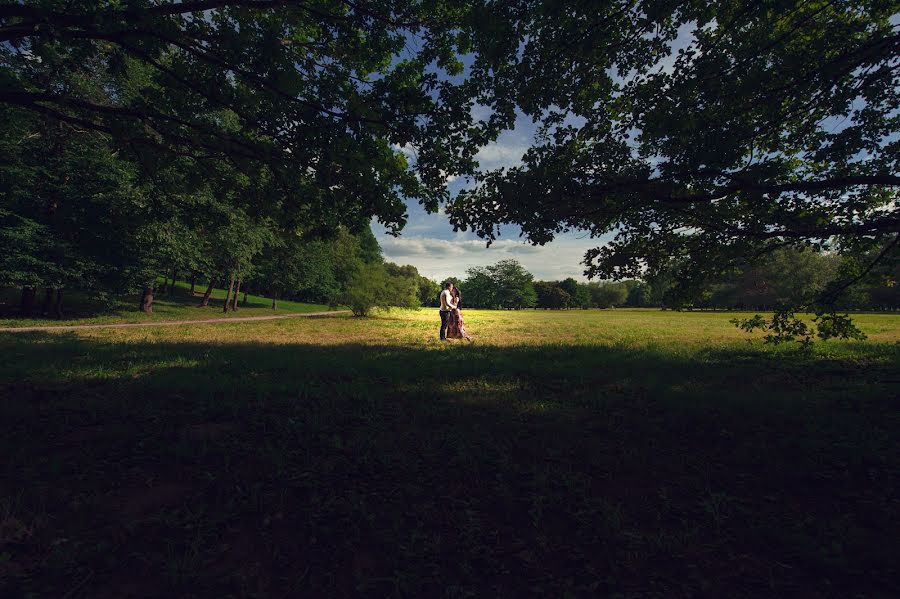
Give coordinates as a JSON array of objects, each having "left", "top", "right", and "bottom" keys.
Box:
[
  {"left": 20, "top": 287, "right": 37, "bottom": 317},
  {"left": 272, "top": 292, "right": 277, "bottom": 310},
  {"left": 169, "top": 267, "right": 177, "bottom": 294},
  {"left": 199, "top": 279, "right": 215, "bottom": 307},
  {"left": 190, "top": 273, "right": 197, "bottom": 295},
  {"left": 223, "top": 275, "right": 235, "bottom": 313},
  {"left": 42, "top": 287, "right": 54, "bottom": 315},
  {"left": 140, "top": 287, "right": 154, "bottom": 314},
  {"left": 53, "top": 289, "right": 64, "bottom": 319},
  {"left": 231, "top": 280, "right": 241, "bottom": 311},
  {"left": 242, "top": 288, "right": 249, "bottom": 307},
  {"left": 160, "top": 272, "right": 169, "bottom": 295}
]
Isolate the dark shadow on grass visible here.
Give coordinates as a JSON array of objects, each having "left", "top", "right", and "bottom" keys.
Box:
[
  {"left": 0, "top": 285, "right": 307, "bottom": 324},
  {"left": 1, "top": 333, "right": 898, "bottom": 598},
  {"left": 0, "top": 286, "right": 218, "bottom": 322}
]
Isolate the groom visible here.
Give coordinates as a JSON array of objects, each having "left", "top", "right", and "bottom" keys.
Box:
[{"left": 439, "top": 281, "right": 455, "bottom": 340}]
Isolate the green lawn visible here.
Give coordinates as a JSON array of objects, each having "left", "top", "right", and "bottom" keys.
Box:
[
  {"left": 0, "top": 280, "right": 334, "bottom": 328},
  {"left": 1, "top": 309, "right": 898, "bottom": 597}
]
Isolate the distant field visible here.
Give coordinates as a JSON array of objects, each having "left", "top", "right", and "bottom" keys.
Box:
[
  {"left": 1, "top": 309, "right": 898, "bottom": 596},
  {"left": 0, "top": 280, "right": 333, "bottom": 328}
]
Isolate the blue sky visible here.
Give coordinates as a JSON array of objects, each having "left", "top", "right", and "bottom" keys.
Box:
[
  {"left": 372, "top": 110, "right": 611, "bottom": 282},
  {"left": 372, "top": 22, "right": 698, "bottom": 283}
]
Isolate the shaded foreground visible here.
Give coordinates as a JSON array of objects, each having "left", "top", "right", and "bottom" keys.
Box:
[
  {"left": 0, "top": 281, "right": 331, "bottom": 329},
  {"left": 1, "top": 311, "right": 898, "bottom": 597}
]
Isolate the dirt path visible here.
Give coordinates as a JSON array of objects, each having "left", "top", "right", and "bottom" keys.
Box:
[{"left": 0, "top": 310, "right": 350, "bottom": 333}]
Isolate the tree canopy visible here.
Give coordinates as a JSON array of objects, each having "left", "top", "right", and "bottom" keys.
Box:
[
  {"left": 0, "top": 0, "right": 502, "bottom": 234},
  {"left": 448, "top": 0, "right": 899, "bottom": 325},
  {"left": 2, "top": 1, "right": 898, "bottom": 330}
]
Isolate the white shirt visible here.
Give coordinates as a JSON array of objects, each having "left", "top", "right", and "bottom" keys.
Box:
[{"left": 440, "top": 289, "right": 456, "bottom": 311}]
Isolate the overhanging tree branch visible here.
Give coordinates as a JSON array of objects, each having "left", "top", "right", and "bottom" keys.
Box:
[{"left": 582, "top": 174, "right": 900, "bottom": 204}]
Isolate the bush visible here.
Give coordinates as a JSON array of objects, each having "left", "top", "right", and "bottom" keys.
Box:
[
  {"left": 342, "top": 268, "right": 385, "bottom": 317},
  {"left": 341, "top": 265, "right": 419, "bottom": 316}
]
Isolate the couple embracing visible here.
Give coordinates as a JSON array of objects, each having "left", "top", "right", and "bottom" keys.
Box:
[{"left": 439, "top": 281, "right": 472, "bottom": 341}]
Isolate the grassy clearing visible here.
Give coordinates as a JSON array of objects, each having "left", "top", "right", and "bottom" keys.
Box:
[
  {"left": 0, "top": 280, "right": 333, "bottom": 328},
  {"left": 1, "top": 309, "right": 898, "bottom": 597}
]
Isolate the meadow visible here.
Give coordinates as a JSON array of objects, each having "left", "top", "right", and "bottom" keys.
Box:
[{"left": 1, "top": 309, "right": 898, "bottom": 597}]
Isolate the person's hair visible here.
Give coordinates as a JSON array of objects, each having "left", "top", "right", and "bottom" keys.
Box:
[
  {"left": 444, "top": 281, "right": 453, "bottom": 289},
  {"left": 452, "top": 288, "right": 460, "bottom": 299}
]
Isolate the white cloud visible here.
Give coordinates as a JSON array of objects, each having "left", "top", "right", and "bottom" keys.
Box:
[
  {"left": 475, "top": 142, "right": 528, "bottom": 169},
  {"left": 391, "top": 143, "right": 418, "bottom": 160},
  {"left": 470, "top": 103, "right": 494, "bottom": 122},
  {"left": 379, "top": 234, "right": 609, "bottom": 282},
  {"left": 439, "top": 170, "right": 459, "bottom": 184}
]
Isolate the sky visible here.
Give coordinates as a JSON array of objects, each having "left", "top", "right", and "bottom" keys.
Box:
[
  {"left": 371, "top": 111, "right": 611, "bottom": 283},
  {"left": 371, "top": 23, "right": 699, "bottom": 283}
]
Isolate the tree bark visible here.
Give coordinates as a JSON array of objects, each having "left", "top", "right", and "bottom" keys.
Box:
[
  {"left": 231, "top": 279, "right": 241, "bottom": 311},
  {"left": 160, "top": 272, "right": 169, "bottom": 295},
  {"left": 41, "top": 287, "right": 54, "bottom": 315},
  {"left": 272, "top": 292, "right": 277, "bottom": 310},
  {"left": 169, "top": 267, "right": 177, "bottom": 294},
  {"left": 199, "top": 278, "right": 215, "bottom": 307},
  {"left": 190, "top": 273, "right": 197, "bottom": 295},
  {"left": 140, "top": 287, "right": 154, "bottom": 314},
  {"left": 242, "top": 288, "right": 248, "bottom": 307},
  {"left": 53, "top": 289, "right": 64, "bottom": 319},
  {"left": 20, "top": 287, "right": 37, "bottom": 317},
  {"left": 223, "top": 275, "right": 235, "bottom": 313}
]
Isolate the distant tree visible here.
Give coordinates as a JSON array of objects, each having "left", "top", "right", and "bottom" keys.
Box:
[
  {"left": 571, "top": 284, "right": 592, "bottom": 309},
  {"left": 589, "top": 283, "right": 628, "bottom": 309},
  {"left": 548, "top": 286, "right": 572, "bottom": 310},
  {"left": 386, "top": 262, "right": 441, "bottom": 308},
  {"left": 384, "top": 270, "right": 421, "bottom": 310},
  {"left": 255, "top": 235, "right": 340, "bottom": 308},
  {"left": 417, "top": 277, "right": 442, "bottom": 308},
  {"left": 356, "top": 227, "right": 383, "bottom": 266},
  {"left": 533, "top": 281, "right": 555, "bottom": 309},
  {"left": 461, "top": 267, "right": 496, "bottom": 309},
  {"left": 559, "top": 278, "right": 579, "bottom": 298},
  {"left": 487, "top": 259, "right": 536, "bottom": 309},
  {"left": 626, "top": 283, "right": 652, "bottom": 308}
]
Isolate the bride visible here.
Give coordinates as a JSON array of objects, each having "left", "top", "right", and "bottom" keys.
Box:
[{"left": 446, "top": 287, "right": 472, "bottom": 341}]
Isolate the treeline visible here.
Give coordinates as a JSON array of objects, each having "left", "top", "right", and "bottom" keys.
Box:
[
  {"left": 442, "top": 250, "right": 898, "bottom": 311},
  {"left": 645, "top": 247, "right": 899, "bottom": 312},
  {"left": 0, "top": 105, "right": 440, "bottom": 318},
  {"left": 433, "top": 259, "right": 642, "bottom": 310},
  {"left": 0, "top": 113, "right": 428, "bottom": 319}
]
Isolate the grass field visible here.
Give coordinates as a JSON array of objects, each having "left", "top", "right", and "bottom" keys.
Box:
[
  {"left": 0, "top": 281, "right": 333, "bottom": 329},
  {"left": 1, "top": 309, "right": 898, "bottom": 597}
]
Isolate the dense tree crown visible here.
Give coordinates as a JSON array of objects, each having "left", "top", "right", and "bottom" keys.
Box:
[
  {"left": 447, "top": 0, "right": 898, "bottom": 339},
  {"left": 1, "top": 0, "right": 493, "bottom": 313},
  {"left": 450, "top": 1, "right": 898, "bottom": 281},
  {"left": 1, "top": 1, "right": 897, "bottom": 329}
]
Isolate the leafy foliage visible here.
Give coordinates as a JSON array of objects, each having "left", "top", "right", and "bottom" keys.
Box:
[
  {"left": 459, "top": 260, "right": 536, "bottom": 309},
  {"left": 446, "top": 0, "right": 899, "bottom": 332}
]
